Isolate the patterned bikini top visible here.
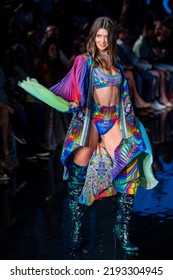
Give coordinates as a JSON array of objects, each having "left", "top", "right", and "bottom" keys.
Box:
[{"left": 93, "top": 67, "right": 122, "bottom": 90}]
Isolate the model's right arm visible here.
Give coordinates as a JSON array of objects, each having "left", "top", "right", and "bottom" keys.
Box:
[{"left": 49, "top": 54, "right": 89, "bottom": 111}]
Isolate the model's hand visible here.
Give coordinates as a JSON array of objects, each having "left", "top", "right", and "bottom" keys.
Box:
[{"left": 70, "top": 101, "right": 80, "bottom": 108}]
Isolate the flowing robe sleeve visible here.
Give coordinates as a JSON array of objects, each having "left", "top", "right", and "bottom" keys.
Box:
[{"left": 49, "top": 54, "right": 89, "bottom": 112}]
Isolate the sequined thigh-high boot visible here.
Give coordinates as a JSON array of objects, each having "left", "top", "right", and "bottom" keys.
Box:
[
  {"left": 114, "top": 192, "right": 139, "bottom": 252},
  {"left": 67, "top": 162, "right": 87, "bottom": 250}
]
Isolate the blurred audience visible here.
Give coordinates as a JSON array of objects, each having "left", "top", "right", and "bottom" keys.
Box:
[
  {"left": 0, "top": 0, "right": 173, "bottom": 168},
  {"left": 36, "top": 37, "right": 69, "bottom": 150},
  {"left": 117, "top": 23, "right": 165, "bottom": 110},
  {"left": 40, "top": 25, "right": 69, "bottom": 67},
  {"left": 0, "top": 67, "right": 18, "bottom": 174},
  {"left": 68, "top": 36, "right": 87, "bottom": 70},
  {"left": 133, "top": 21, "right": 173, "bottom": 107}
]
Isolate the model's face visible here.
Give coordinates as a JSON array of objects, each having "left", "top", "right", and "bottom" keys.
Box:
[{"left": 95, "top": 28, "right": 109, "bottom": 53}]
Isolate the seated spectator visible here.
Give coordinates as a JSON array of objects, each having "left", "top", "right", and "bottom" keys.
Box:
[
  {"left": 118, "top": 45, "right": 151, "bottom": 109},
  {"left": 40, "top": 25, "right": 69, "bottom": 67},
  {"left": 11, "top": 44, "right": 49, "bottom": 160},
  {"left": 36, "top": 37, "right": 69, "bottom": 150},
  {"left": 133, "top": 21, "right": 173, "bottom": 107},
  {"left": 117, "top": 23, "right": 165, "bottom": 110},
  {"left": 153, "top": 19, "right": 173, "bottom": 97},
  {"left": 0, "top": 67, "right": 18, "bottom": 169},
  {"left": 25, "top": 30, "right": 41, "bottom": 68},
  {"left": 68, "top": 36, "right": 87, "bottom": 70}
]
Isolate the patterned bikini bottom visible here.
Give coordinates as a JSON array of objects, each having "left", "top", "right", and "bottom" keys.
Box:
[{"left": 91, "top": 101, "right": 120, "bottom": 135}]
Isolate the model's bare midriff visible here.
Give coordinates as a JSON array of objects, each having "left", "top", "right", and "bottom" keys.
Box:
[
  {"left": 94, "top": 86, "right": 120, "bottom": 106},
  {"left": 93, "top": 68, "right": 120, "bottom": 106}
]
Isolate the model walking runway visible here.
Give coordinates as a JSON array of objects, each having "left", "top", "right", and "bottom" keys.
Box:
[{"left": 0, "top": 108, "right": 173, "bottom": 260}]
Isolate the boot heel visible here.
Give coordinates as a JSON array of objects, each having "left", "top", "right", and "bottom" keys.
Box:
[
  {"left": 114, "top": 225, "right": 139, "bottom": 252},
  {"left": 70, "top": 220, "right": 82, "bottom": 250},
  {"left": 70, "top": 238, "right": 82, "bottom": 250}
]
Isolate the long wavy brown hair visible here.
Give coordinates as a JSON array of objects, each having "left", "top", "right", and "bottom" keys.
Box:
[{"left": 87, "top": 17, "right": 118, "bottom": 71}]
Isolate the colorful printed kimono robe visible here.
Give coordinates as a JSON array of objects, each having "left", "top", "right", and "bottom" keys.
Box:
[{"left": 50, "top": 53, "right": 158, "bottom": 206}]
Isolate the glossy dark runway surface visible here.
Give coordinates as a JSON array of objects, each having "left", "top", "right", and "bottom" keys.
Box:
[{"left": 0, "top": 108, "right": 173, "bottom": 260}]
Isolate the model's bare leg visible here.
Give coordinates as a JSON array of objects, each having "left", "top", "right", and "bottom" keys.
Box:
[{"left": 74, "top": 120, "right": 98, "bottom": 165}]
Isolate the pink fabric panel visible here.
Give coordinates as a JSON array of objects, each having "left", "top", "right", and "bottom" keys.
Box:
[{"left": 49, "top": 55, "right": 88, "bottom": 107}]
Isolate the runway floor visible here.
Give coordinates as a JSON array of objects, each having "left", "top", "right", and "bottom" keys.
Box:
[{"left": 0, "top": 108, "right": 173, "bottom": 260}]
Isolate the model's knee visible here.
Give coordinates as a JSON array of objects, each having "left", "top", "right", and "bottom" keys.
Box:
[{"left": 74, "top": 147, "right": 94, "bottom": 165}]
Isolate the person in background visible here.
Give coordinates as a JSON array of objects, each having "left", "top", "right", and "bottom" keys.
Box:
[
  {"left": 36, "top": 37, "right": 69, "bottom": 150},
  {"left": 0, "top": 67, "right": 18, "bottom": 170},
  {"left": 117, "top": 23, "right": 166, "bottom": 110},
  {"left": 117, "top": 44, "right": 151, "bottom": 109},
  {"left": 68, "top": 36, "right": 87, "bottom": 70},
  {"left": 133, "top": 21, "right": 173, "bottom": 107},
  {"left": 41, "top": 25, "right": 69, "bottom": 67}
]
